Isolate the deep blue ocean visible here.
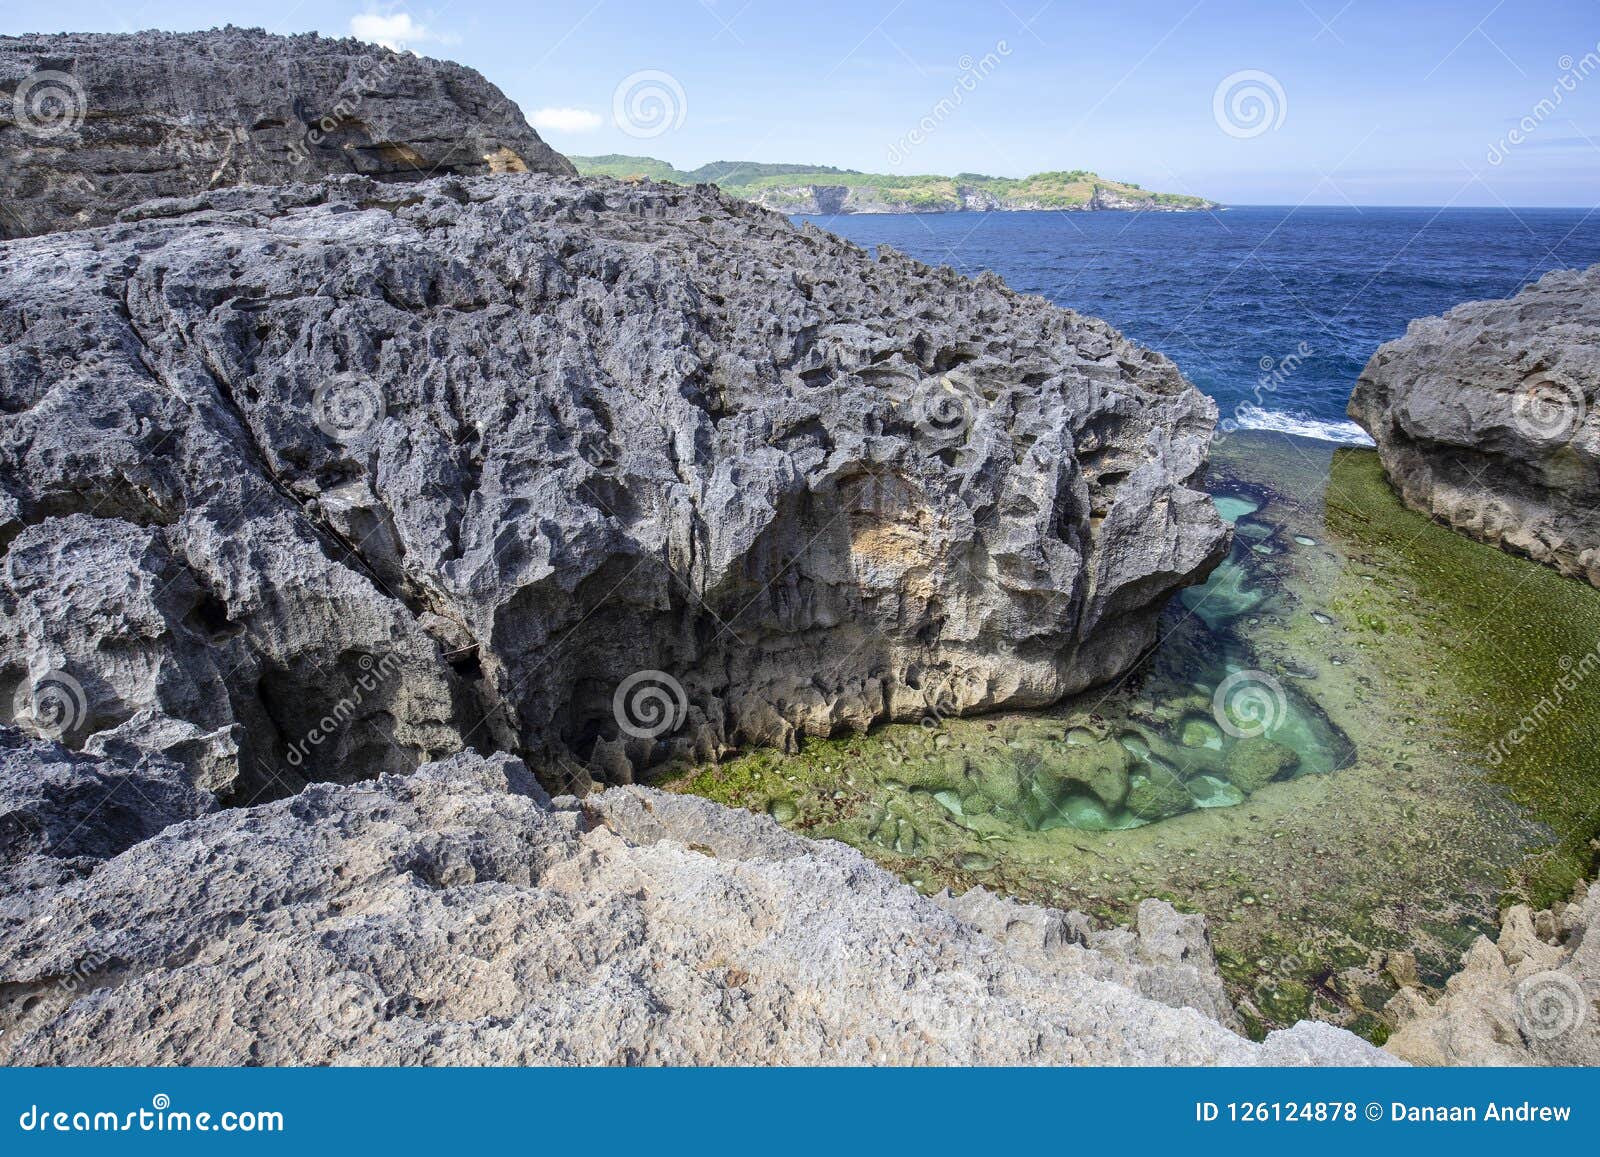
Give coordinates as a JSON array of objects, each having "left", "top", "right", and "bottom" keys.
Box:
[{"left": 800, "top": 206, "right": 1600, "bottom": 443}]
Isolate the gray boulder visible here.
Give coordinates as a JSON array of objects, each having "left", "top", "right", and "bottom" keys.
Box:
[
  {"left": 0, "top": 172, "right": 1226, "bottom": 794},
  {"left": 0, "top": 747, "right": 1396, "bottom": 1066},
  {"left": 0, "top": 27, "right": 574, "bottom": 239},
  {"left": 1348, "top": 265, "right": 1600, "bottom": 585}
]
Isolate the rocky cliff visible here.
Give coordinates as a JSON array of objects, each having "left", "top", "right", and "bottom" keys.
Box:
[
  {"left": 0, "top": 172, "right": 1226, "bottom": 801},
  {"left": 1348, "top": 265, "right": 1600, "bottom": 585},
  {"left": 0, "top": 28, "right": 575, "bottom": 239},
  {"left": 0, "top": 736, "right": 1393, "bottom": 1065}
]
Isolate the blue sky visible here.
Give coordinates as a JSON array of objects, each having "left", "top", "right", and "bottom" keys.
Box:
[{"left": 5, "top": 0, "right": 1599, "bottom": 205}]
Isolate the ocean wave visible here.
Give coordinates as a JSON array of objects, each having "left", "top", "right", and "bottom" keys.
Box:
[{"left": 1225, "top": 403, "right": 1376, "bottom": 446}]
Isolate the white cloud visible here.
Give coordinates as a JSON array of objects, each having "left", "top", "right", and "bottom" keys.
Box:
[
  {"left": 349, "top": 11, "right": 452, "bottom": 52},
  {"left": 528, "top": 107, "right": 603, "bottom": 133}
]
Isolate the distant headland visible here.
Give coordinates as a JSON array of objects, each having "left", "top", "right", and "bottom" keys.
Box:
[{"left": 570, "top": 155, "right": 1220, "bottom": 214}]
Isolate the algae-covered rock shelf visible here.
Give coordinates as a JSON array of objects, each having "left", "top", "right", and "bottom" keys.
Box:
[{"left": 668, "top": 430, "right": 1600, "bottom": 1039}]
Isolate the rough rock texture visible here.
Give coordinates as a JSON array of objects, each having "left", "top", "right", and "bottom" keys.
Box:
[
  {"left": 0, "top": 745, "right": 1394, "bottom": 1065},
  {"left": 0, "top": 28, "right": 575, "bottom": 239},
  {"left": 0, "top": 729, "right": 215, "bottom": 897},
  {"left": 1385, "top": 880, "right": 1600, "bottom": 1065},
  {"left": 0, "top": 172, "right": 1226, "bottom": 797},
  {"left": 1349, "top": 265, "right": 1600, "bottom": 586}
]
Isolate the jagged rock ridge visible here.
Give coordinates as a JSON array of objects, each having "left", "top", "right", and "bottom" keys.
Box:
[
  {"left": 1349, "top": 265, "right": 1600, "bottom": 586},
  {"left": 0, "top": 173, "right": 1226, "bottom": 800},
  {"left": 0, "top": 27, "right": 575, "bottom": 239}
]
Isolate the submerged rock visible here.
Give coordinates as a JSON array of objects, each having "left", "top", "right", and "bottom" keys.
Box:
[
  {"left": 0, "top": 745, "right": 1396, "bottom": 1066},
  {"left": 0, "top": 28, "right": 575, "bottom": 239},
  {"left": 0, "top": 173, "right": 1227, "bottom": 792},
  {"left": 1225, "top": 737, "right": 1300, "bottom": 794},
  {"left": 1348, "top": 265, "right": 1600, "bottom": 586}
]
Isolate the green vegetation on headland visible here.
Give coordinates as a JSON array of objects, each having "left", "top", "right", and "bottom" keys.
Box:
[{"left": 570, "top": 154, "right": 1219, "bottom": 213}]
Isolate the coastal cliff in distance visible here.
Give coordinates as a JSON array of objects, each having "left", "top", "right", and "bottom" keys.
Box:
[
  {"left": 572, "top": 155, "right": 1219, "bottom": 214},
  {"left": 0, "top": 27, "right": 575, "bottom": 238}
]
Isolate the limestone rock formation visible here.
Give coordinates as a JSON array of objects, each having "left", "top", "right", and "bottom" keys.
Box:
[
  {"left": 0, "top": 172, "right": 1226, "bottom": 796},
  {"left": 0, "top": 28, "right": 575, "bottom": 239},
  {"left": 1384, "top": 880, "right": 1600, "bottom": 1065},
  {"left": 1348, "top": 265, "right": 1600, "bottom": 586},
  {"left": 0, "top": 744, "right": 1396, "bottom": 1065},
  {"left": 0, "top": 729, "right": 215, "bottom": 897}
]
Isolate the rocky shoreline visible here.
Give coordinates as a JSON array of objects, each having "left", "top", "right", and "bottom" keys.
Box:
[
  {"left": 1349, "top": 265, "right": 1600, "bottom": 587},
  {"left": 0, "top": 734, "right": 1391, "bottom": 1065},
  {"left": 1, "top": 26, "right": 1594, "bottom": 1068}
]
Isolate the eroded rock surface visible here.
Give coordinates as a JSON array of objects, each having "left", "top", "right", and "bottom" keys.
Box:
[
  {"left": 0, "top": 28, "right": 574, "bottom": 239},
  {"left": 0, "top": 173, "right": 1226, "bottom": 795},
  {"left": 1385, "top": 880, "right": 1600, "bottom": 1065},
  {"left": 0, "top": 745, "right": 1394, "bottom": 1066},
  {"left": 1348, "top": 265, "right": 1600, "bottom": 586}
]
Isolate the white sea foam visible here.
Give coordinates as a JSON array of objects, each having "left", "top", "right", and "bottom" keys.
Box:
[{"left": 1228, "top": 403, "right": 1375, "bottom": 446}]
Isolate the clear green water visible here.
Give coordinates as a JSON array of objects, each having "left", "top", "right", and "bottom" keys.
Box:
[{"left": 663, "top": 433, "right": 1600, "bottom": 1038}]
